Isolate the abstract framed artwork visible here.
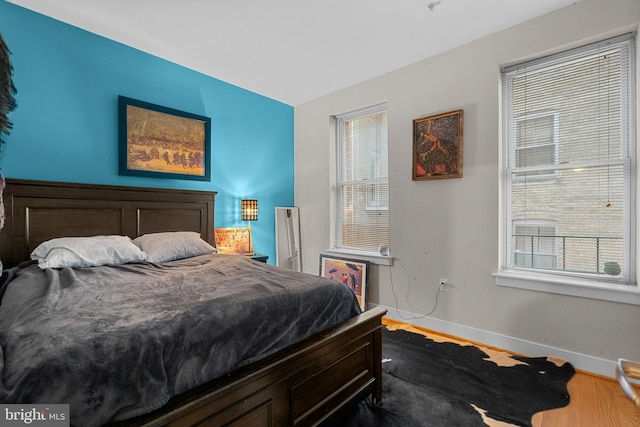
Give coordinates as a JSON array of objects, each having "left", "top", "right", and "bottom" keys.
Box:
[
  {"left": 214, "top": 227, "right": 253, "bottom": 255},
  {"left": 118, "top": 96, "right": 211, "bottom": 181},
  {"left": 319, "top": 254, "right": 369, "bottom": 311},
  {"left": 412, "top": 109, "right": 463, "bottom": 180}
]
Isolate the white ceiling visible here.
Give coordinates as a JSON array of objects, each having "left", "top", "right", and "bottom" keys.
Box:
[{"left": 9, "top": 0, "right": 581, "bottom": 106}]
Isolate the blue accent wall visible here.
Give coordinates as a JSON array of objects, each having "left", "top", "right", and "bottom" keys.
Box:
[{"left": 0, "top": 1, "right": 294, "bottom": 262}]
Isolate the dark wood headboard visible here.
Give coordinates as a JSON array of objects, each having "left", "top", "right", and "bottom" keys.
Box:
[{"left": 0, "top": 179, "right": 216, "bottom": 268}]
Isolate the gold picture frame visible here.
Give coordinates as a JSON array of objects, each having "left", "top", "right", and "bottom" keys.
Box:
[{"left": 413, "top": 109, "right": 463, "bottom": 180}]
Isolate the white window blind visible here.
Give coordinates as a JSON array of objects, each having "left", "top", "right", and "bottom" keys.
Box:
[
  {"left": 501, "top": 33, "right": 636, "bottom": 284},
  {"left": 335, "top": 103, "right": 390, "bottom": 253}
]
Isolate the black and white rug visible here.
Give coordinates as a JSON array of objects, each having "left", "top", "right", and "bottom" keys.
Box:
[{"left": 331, "top": 325, "right": 575, "bottom": 427}]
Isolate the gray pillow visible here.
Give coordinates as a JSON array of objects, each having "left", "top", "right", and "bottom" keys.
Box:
[
  {"left": 31, "top": 235, "right": 147, "bottom": 269},
  {"left": 134, "top": 231, "right": 216, "bottom": 263}
]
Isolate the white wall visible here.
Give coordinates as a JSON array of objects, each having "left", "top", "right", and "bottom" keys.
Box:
[{"left": 295, "top": 0, "right": 640, "bottom": 375}]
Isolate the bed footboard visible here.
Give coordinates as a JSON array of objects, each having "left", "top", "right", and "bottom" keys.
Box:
[{"left": 114, "top": 306, "right": 386, "bottom": 427}]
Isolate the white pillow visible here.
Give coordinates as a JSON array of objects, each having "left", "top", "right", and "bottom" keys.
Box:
[
  {"left": 133, "top": 231, "right": 216, "bottom": 263},
  {"left": 31, "top": 235, "right": 147, "bottom": 269}
]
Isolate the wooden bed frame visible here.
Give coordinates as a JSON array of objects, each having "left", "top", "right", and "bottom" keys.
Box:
[{"left": 0, "top": 179, "right": 385, "bottom": 427}]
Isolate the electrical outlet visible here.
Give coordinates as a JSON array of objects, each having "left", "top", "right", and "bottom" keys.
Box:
[{"left": 439, "top": 278, "right": 449, "bottom": 292}]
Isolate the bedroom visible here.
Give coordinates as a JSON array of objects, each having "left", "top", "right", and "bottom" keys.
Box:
[{"left": 0, "top": 0, "right": 639, "bottom": 424}]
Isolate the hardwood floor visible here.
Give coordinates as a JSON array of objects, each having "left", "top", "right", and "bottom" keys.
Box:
[
  {"left": 532, "top": 371, "right": 640, "bottom": 427},
  {"left": 382, "top": 318, "right": 640, "bottom": 427}
]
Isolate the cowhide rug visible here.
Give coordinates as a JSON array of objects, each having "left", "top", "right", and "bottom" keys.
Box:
[{"left": 329, "top": 323, "right": 575, "bottom": 427}]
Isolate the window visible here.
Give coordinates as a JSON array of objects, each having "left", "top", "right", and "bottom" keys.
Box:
[
  {"left": 513, "top": 221, "right": 558, "bottom": 269},
  {"left": 514, "top": 112, "right": 558, "bottom": 179},
  {"left": 333, "top": 103, "right": 390, "bottom": 256},
  {"left": 499, "top": 33, "right": 636, "bottom": 293}
]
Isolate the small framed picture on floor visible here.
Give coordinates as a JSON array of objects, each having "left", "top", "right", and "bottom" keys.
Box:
[{"left": 319, "top": 254, "right": 369, "bottom": 311}]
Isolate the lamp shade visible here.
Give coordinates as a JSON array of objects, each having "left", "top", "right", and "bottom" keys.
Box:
[{"left": 241, "top": 199, "right": 258, "bottom": 221}]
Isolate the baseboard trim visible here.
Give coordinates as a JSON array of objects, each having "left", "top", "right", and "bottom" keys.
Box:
[{"left": 372, "top": 303, "right": 617, "bottom": 379}]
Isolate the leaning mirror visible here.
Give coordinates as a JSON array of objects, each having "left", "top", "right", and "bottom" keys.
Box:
[{"left": 275, "top": 207, "right": 301, "bottom": 271}]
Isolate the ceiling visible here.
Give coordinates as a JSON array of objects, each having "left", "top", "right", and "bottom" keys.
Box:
[{"left": 9, "top": 0, "right": 581, "bottom": 106}]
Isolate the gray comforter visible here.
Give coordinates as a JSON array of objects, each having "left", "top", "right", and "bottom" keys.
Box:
[{"left": 0, "top": 254, "right": 361, "bottom": 426}]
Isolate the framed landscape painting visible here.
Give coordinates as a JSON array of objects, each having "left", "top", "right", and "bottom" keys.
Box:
[
  {"left": 118, "top": 96, "right": 211, "bottom": 181},
  {"left": 319, "top": 254, "right": 369, "bottom": 311}
]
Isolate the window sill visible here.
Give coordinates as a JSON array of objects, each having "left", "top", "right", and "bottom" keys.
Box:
[
  {"left": 494, "top": 271, "right": 640, "bottom": 305},
  {"left": 323, "top": 248, "right": 393, "bottom": 266}
]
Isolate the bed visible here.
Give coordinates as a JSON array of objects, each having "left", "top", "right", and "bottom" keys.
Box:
[{"left": 0, "top": 179, "right": 386, "bottom": 427}]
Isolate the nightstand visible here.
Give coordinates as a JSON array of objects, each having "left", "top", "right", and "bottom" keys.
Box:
[{"left": 249, "top": 254, "right": 268, "bottom": 263}]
